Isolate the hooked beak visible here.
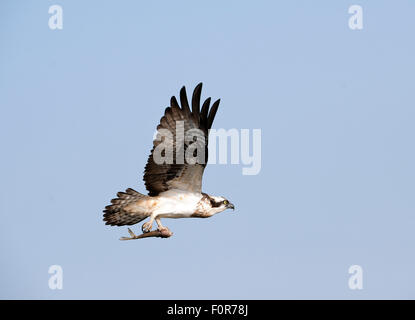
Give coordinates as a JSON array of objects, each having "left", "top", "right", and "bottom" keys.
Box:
[{"left": 226, "top": 203, "right": 235, "bottom": 210}]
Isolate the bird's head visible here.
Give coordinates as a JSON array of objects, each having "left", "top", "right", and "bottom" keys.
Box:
[{"left": 208, "top": 195, "right": 235, "bottom": 214}]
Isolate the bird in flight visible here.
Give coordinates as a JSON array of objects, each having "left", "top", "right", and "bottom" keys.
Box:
[{"left": 103, "top": 83, "right": 235, "bottom": 239}]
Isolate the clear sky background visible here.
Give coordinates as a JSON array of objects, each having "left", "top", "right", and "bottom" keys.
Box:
[{"left": 1, "top": 0, "right": 414, "bottom": 299}]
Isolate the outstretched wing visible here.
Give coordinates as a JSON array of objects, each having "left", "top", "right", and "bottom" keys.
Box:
[{"left": 143, "top": 83, "right": 220, "bottom": 196}]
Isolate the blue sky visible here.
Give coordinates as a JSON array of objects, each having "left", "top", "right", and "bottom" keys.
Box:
[{"left": 1, "top": 0, "right": 414, "bottom": 299}]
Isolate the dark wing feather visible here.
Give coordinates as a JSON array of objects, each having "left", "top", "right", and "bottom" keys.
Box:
[
  {"left": 200, "top": 97, "right": 211, "bottom": 123},
  {"left": 207, "top": 99, "right": 220, "bottom": 129},
  {"left": 191, "top": 83, "right": 202, "bottom": 125},
  {"left": 143, "top": 83, "right": 220, "bottom": 196}
]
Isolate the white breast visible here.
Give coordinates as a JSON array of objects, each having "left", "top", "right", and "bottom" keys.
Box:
[{"left": 155, "top": 189, "right": 202, "bottom": 218}]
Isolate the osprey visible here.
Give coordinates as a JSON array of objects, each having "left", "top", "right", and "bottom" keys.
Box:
[{"left": 103, "top": 83, "right": 235, "bottom": 238}]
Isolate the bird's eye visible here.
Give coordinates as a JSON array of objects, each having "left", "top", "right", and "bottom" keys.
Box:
[{"left": 223, "top": 200, "right": 228, "bottom": 205}]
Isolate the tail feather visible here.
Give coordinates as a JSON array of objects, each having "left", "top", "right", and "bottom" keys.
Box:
[{"left": 103, "top": 188, "right": 148, "bottom": 226}]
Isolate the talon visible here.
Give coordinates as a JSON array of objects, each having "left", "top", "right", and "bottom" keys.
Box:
[{"left": 141, "top": 221, "right": 152, "bottom": 233}]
